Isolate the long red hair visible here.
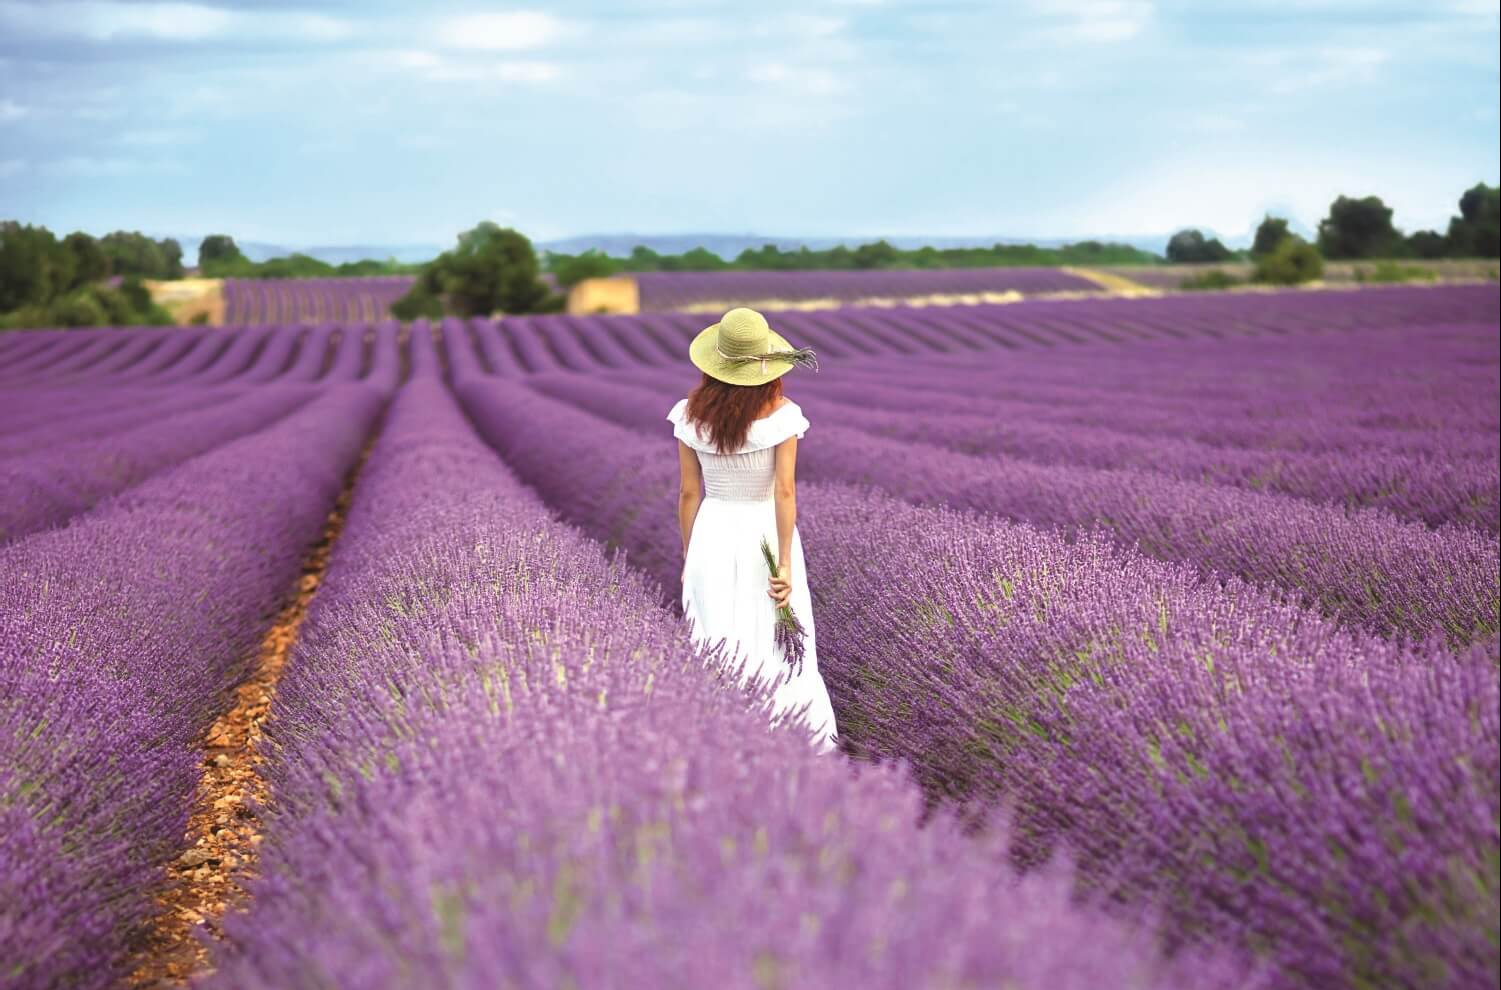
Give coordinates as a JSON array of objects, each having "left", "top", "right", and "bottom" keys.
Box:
[{"left": 684, "top": 373, "right": 783, "bottom": 454}]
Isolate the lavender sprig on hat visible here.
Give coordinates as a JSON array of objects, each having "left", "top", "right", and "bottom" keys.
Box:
[{"left": 760, "top": 536, "right": 806, "bottom": 676}]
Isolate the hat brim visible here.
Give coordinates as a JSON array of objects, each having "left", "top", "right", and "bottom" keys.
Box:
[{"left": 689, "top": 321, "right": 801, "bottom": 386}]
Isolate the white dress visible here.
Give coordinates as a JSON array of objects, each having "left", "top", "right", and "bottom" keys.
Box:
[{"left": 667, "top": 398, "right": 839, "bottom": 753}]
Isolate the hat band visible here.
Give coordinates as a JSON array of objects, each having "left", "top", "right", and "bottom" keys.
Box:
[{"left": 714, "top": 341, "right": 820, "bottom": 375}]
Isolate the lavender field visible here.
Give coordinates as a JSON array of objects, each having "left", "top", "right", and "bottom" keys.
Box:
[
  {"left": 221, "top": 276, "right": 418, "bottom": 325},
  {"left": 0, "top": 282, "right": 1496, "bottom": 990},
  {"left": 630, "top": 266, "right": 1103, "bottom": 309}
]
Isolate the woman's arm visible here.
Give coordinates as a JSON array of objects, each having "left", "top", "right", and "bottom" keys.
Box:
[
  {"left": 769, "top": 436, "right": 797, "bottom": 608},
  {"left": 677, "top": 439, "right": 703, "bottom": 557}
]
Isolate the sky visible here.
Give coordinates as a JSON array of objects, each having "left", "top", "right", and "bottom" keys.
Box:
[{"left": 1, "top": 0, "right": 1498, "bottom": 248}]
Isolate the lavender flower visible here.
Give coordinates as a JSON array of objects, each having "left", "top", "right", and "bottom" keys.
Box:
[{"left": 760, "top": 535, "right": 807, "bottom": 675}]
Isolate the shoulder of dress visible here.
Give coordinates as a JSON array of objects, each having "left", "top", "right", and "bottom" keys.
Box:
[
  {"left": 748, "top": 399, "right": 809, "bottom": 448},
  {"left": 669, "top": 399, "right": 717, "bottom": 452}
]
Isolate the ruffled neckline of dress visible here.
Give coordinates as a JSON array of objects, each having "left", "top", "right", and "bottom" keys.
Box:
[{"left": 667, "top": 398, "right": 810, "bottom": 454}]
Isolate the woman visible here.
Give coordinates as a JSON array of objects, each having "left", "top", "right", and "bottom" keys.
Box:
[{"left": 667, "top": 307, "right": 839, "bottom": 753}]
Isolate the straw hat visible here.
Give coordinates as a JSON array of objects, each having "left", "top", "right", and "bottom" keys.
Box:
[{"left": 689, "top": 307, "right": 819, "bottom": 386}]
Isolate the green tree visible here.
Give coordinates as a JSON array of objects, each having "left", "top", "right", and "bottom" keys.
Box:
[
  {"left": 92, "top": 284, "right": 138, "bottom": 325},
  {"left": 1316, "top": 195, "right": 1400, "bottom": 259},
  {"left": 1446, "top": 182, "right": 1500, "bottom": 258},
  {"left": 198, "top": 234, "right": 245, "bottom": 268},
  {"left": 397, "top": 222, "right": 558, "bottom": 318},
  {"left": 63, "top": 231, "right": 111, "bottom": 289},
  {"left": 117, "top": 275, "right": 154, "bottom": 314},
  {"left": 1406, "top": 230, "right": 1448, "bottom": 259},
  {"left": 1253, "top": 235, "right": 1324, "bottom": 285},
  {"left": 48, "top": 292, "right": 109, "bottom": 328},
  {"left": 160, "top": 238, "right": 185, "bottom": 278},
  {"left": 852, "top": 239, "right": 900, "bottom": 269},
  {"left": 627, "top": 245, "right": 663, "bottom": 271},
  {"left": 390, "top": 283, "right": 444, "bottom": 320},
  {"left": 1178, "top": 269, "right": 1240, "bottom": 291},
  {"left": 1166, "top": 229, "right": 1233, "bottom": 263},
  {"left": 1251, "top": 215, "right": 1291, "bottom": 256},
  {"left": 99, "top": 231, "right": 171, "bottom": 278},
  {"left": 672, "top": 246, "right": 730, "bottom": 271},
  {"left": 549, "top": 249, "right": 622, "bottom": 289},
  {"left": 0, "top": 223, "right": 62, "bottom": 311}
]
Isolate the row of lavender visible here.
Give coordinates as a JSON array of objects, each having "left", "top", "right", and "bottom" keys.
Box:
[
  {"left": 555, "top": 319, "right": 1499, "bottom": 534},
  {"left": 521, "top": 370, "right": 1498, "bottom": 645},
  {"left": 457, "top": 379, "right": 1499, "bottom": 990},
  {"left": 198, "top": 378, "right": 1230, "bottom": 990},
  {"left": 3, "top": 289, "right": 1495, "bottom": 546},
  {"left": 220, "top": 272, "right": 559, "bottom": 326},
  {"left": 0, "top": 309, "right": 406, "bottom": 987},
  {"left": 3, "top": 287, "right": 1494, "bottom": 550},
  {"left": 222, "top": 276, "right": 415, "bottom": 326},
  {"left": 0, "top": 385, "right": 385, "bottom": 988},
  {"left": 0, "top": 284, "right": 1495, "bottom": 987},
  {"left": 5, "top": 283, "right": 1491, "bottom": 389},
  {"left": 5, "top": 283, "right": 1494, "bottom": 966},
  {"left": 0, "top": 326, "right": 403, "bottom": 545},
  {"left": 0, "top": 357, "right": 1218, "bottom": 989}
]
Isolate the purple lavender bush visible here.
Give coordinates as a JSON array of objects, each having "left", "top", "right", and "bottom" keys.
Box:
[
  {"left": 456, "top": 381, "right": 1500, "bottom": 990},
  {"left": 521, "top": 373, "right": 1499, "bottom": 647},
  {"left": 0, "top": 385, "right": 318, "bottom": 544},
  {"left": 0, "top": 384, "right": 382, "bottom": 990},
  {"left": 205, "top": 380, "right": 1237, "bottom": 990}
]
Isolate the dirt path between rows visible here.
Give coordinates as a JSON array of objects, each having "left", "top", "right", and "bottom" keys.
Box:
[{"left": 126, "top": 446, "right": 369, "bottom": 989}]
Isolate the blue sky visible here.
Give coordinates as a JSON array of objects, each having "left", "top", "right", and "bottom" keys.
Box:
[{"left": 1, "top": 0, "right": 1497, "bottom": 248}]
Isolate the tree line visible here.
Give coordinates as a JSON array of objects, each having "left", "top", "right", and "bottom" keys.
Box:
[
  {"left": 544, "top": 239, "right": 1160, "bottom": 289},
  {"left": 3, "top": 180, "right": 1496, "bottom": 328},
  {"left": 195, "top": 235, "right": 420, "bottom": 279},
  {"left": 1165, "top": 182, "right": 1499, "bottom": 264},
  {"left": 0, "top": 223, "right": 180, "bottom": 330}
]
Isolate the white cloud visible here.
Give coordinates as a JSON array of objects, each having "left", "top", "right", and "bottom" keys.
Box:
[
  {"left": 51, "top": 155, "right": 188, "bottom": 176},
  {"left": 748, "top": 62, "right": 849, "bottom": 96},
  {"left": 600, "top": 11, "right": 854, "bottom": 56},
  {"left": 768, "top": 14, "right": 847, "bottom": 38},
  {"left": 0, "top": 98, "right": 28, "bottom": 122},
  {"left": 74, "top": 104, "right": 129, "bottom": 121},
  {"left": 623, "top": 88, "right": 709, "bottom": 132},
  {"left": 0, "top": 2, "right": 354, "bottom": 43},
  {"left": 1444, "top": 0, "right": 1501, "bottom": 15},
  {"left": 610, "top": 16, "right": 728, "bottom": 47},
  {"left": 118, "top": 128, "right": 197, "bottom": 146},
  {"left": 297, "top": 138, "right": 340, "bottom": 155},
  {"left": 388, "top": 50, "right": 562, "bottom": 83},
  {"left": 1182, "top": 112, "right": 1246, "bottom": 134},
  {"left": 1027, "top": 0, "right": 1154, "bottom": 44},
  {"left": 1240, "top": 45, "right": 1391, "bottom": 94},
  {"left": 431, "top": 11, "right": 568, "bottom": 51},
  {"left": 162, "top": 84, "right": 232, "bottom": 118}
]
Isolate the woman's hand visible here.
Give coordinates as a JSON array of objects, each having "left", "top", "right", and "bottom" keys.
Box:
[{"left": 768, "top": 563, "right": 791, "bottom": 609}]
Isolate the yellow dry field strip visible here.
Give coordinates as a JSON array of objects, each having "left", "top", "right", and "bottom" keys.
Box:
[
  {"left": 144, "top": 277, "right": 225, "bottom": 326},
  {"left": 1060, "top": 266, "right": 1159, "bottom": 294}
]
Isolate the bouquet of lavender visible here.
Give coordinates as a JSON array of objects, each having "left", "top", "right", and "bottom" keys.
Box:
[{"left": 760, "top": 536, "right": 806, "bottom": 675}]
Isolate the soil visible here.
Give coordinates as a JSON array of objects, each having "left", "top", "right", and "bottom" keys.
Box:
[{"left": 125, "top": 447, "right": 367, "bottom": 989}]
